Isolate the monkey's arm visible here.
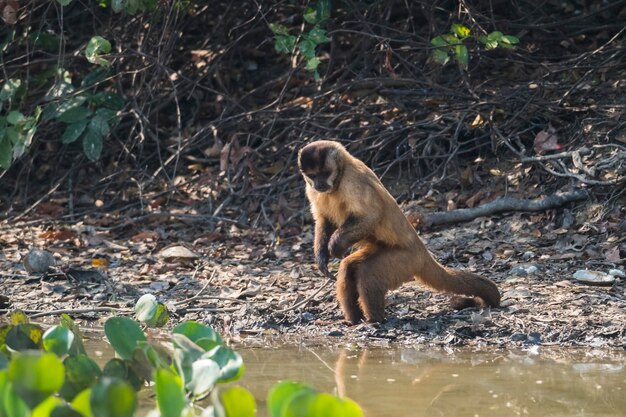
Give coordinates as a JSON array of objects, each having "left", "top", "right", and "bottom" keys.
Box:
[
  {"left": 314, "top": 217, "right": 336, "bottom": 277},
  {"left": 329, "top": 214, "right": 376, "bottom": 258}
]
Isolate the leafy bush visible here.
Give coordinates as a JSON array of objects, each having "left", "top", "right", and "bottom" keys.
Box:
[
  {"left": 0, "top": 1, "right": 127, "bottom": 170},
  {"left": 0, "top": 298, "right": 364, "bottom": 417},
  {"left": 270, "top": 0, "right": 331, "bottom": 80},
  {"left": 431, "top": 23, "right": 519, "bottom": 69}
]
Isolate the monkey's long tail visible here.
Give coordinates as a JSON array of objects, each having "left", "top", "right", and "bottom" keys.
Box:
[{"left": 418, "top": 257, "right": 501, "bottom": 307}]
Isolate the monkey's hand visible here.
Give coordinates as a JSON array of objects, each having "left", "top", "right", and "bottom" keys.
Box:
[
  {"left": 329, "top": 232, "right": 349, "bottom": 259},
  {"left": 316, "top": 247, "right": 331, "bottom": 278}
]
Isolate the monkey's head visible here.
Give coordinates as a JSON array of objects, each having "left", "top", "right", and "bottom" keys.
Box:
[{"left": 298, "top": 140, "right": 345, "bottom": 193}]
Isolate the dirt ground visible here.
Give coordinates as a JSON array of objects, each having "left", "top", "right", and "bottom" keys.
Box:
[{"left": 1, "top": 205, "right": 624, "bottom": 350}]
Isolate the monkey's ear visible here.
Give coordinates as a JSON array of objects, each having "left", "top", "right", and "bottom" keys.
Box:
[{"left": 327, "top": 147, "right": 340, "bottom": 163}]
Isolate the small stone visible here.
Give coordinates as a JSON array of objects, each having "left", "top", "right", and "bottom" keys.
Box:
[
  {"left": 327, "top": 330, "right": 343, "bottom": 337},
  {"left": 510, "top": 264, "right": 540, "bottom": 276},
  {"left": 573, "top": 270, "right": 615, "bottom": 286},
  {"left": 527, "top": 332, "right": 542, "bottom": 345},
  {"left": 511, "top": 333, "right": 527, "bottom": 342},
  {"left": 23, "top": 249, "right": 56, "bottom": 274},
  {"left": 608, "top": 269, "right": 625, "bottom": 278},
  {"left": 158, "top": 245, "right": 199, "bottom": 262},
  {"left": 522, "top": 251, "right": 534, "bottom": 260}
]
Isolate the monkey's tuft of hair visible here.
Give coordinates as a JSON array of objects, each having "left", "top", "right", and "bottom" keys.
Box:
[{"left": 299, "top": 140, "right": 501, "bottom": 324}]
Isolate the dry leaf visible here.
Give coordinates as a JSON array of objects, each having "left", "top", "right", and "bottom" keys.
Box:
[
  {"left": 36, "top": 202, "right": 64, "bottom": 216},
  {"left": 40, "top": 229, "right": 77, "bottom": 241},
  {"left": 533, "top": 124, "right": 562, "bottom": 154},
  {"left": 604, "top": 246, "right": 621, "bottom": 263},
  {"left": 1, "top": 0, "right": 18, "bottom": 25},
  {"left": 132, "top": 230, "right": 160, "bottom": 242},
  {"left": 91, "top": 258, "right": 109, "bottom": 268}
]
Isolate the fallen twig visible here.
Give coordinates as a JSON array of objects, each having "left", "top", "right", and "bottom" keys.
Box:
[{"left": 419, "top": 189, "right": 588, "bottom": 227}]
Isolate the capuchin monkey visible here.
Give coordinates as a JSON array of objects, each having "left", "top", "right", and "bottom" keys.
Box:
[{"left": 298, "top": 140, "right": 500, "bottom": 324}]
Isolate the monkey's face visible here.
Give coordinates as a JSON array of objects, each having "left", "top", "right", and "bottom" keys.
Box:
[{"left": 298, "top": 143, "right": 342, "bottom": 193}]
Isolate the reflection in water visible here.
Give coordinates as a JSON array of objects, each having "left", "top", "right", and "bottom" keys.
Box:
[{"left": 238, "top": 345, "right": 626, "bottom": 417}]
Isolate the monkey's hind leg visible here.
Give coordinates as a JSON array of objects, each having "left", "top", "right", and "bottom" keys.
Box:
[
  {"left": 337, "top": 253, "right": 364, "bottom": 324},
  {"left": 355, "top": 247, "right": 415, "bottom": 323}
]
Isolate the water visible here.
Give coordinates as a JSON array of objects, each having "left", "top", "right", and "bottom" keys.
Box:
[
  {"left": 237, "top": 344, "right": 626, "bottom": 417},
  {"left": 84, "top": 334, "right": 626, "bottom": 416}
]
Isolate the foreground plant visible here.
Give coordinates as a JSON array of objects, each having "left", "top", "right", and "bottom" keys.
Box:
[{"left": 0, "top": 297, "right": 363, "bottom": 417}]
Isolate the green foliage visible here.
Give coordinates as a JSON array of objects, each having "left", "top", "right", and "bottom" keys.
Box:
[
  {"left": 430, "top": 24, "right": 520, "bottom": 70},
  {"left": 85, "top": 37, "right": 111, "bottom": 67},
  {"left": 0, "top": 79, "right": 40, "bottom": 170},
  {"left": 42, "top": 67, "right": 123, "bottom": 163},
  {"left": 0, "top": 296, "right": 364, "bottom": 417},
  {"left": 107, "top": 0, "right": 158, "bottom": 14},
  {"left": 270, "top": 0, "right": 331, "bottom": 81},
  {"left": 134, "top": 294, "right": 169, "bottom": 327},
  {"left": 0, "top": 2, "right": 135, "bottom": 170},
  {"left": 267, "top": 381, "right": 363, "bottom": 417}
]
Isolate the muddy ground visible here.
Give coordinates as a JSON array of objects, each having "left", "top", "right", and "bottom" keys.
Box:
[{"left": 1, "top": 204, "right": 624, "bottom": 351}]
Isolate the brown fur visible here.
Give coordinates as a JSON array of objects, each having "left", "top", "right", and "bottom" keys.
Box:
[{"left": 298, "top": 140, "right": 501, "bottom": 324}]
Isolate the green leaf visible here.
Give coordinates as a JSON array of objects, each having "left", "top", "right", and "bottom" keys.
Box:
[
  {"left": 305, "top": 57, "right": 321, "bottom": 71},
  {"left": 111, "top": 0, "right": 125, "bottom": 13},
  {"left": 134, "top": 294, "right": 169, "bottom": 327},
  {"left": 432, "top": 49, "right": 450, "bottom": 65},
  {"left": 204, "top": 344, "right": 244, "bottom": 383},
  {"left": 0, "top": 137, "right": 11, "bottom": 169},
  {"left": 455, "top": 44, "right": 468, "bottom": 69},
  {"left": 6, "top": 323, "right": 44, "bottom": 351},
  {"left": 485, "top": 40, "right": 498, "bottom": 50},
  {"left": 59, "top": 355, "right": 102, "bottom": 401},
  {"left": 103, "top": 317, "right": 147, "bottom": 361},
  {"left": 89, "top": 114, "right": 110, "bottom": 137},
  {"left": 307, "top": 27, "right": 330, "bottom": 44},
  {"left": 89, "top": 377, "right": 136, "bottom": 417},
  {"left": 56, "top": 0, "right": 73, "bottom": 6},
  {"left": 82, "top": 127, "right": 103, "bottom": 161},
  {"left": 8, "top": 352, "right": 65, "bottom": 408},
  {"left": 451, "top": 23, "right": 471, "bottom": 38},
  {"left": 187, "top": 359, "right": 220, "bottom": 397},
  {"left": 134, "top": 294, "right": 158, "bottom": 322},
  {"left": 303, "top": 6, "right": 318, "bottom": 24},
  {"left": 309, "top": 393, "right": 364, "bottom": 417},
  {"left": 3, "top": 381, "right": 29, "bottom": 417},
  {"left": 100, "top": 92, "right": 124, "bottom": 110},
  {"left": 62, "top": 120, "right": 88, "bottom": 144},
  {"left": 154, "top": 369, "right": 186, "bottom": 417},
  {"left": 501, "top": 35, "right": 520, "bottom": 45},
  {"left": 274, "top": 34, "right": 296, "bottom": 54},
  {"left": 85, "top": 36, "right": 112, "bottom": 66},
  {"left": 31, "top": 396, "right": 65, "bottom": 417},
  {"left": 219, "top": 386, "right": 256, "bottom": 417},
  {"left": 269, "top": 23, "right": 290, "bottom": 36},
  {"left": 71, "top": 389, "right": 94, "bottom": 417},
  {"left": 7, "top": 111, "right": 25, "bottom": 125},
  {"left": 0, "top": 79, "right": 21, "bottom": 102},
  {"left": 10, "top": 310, "right": 29, "bottom": 325},
  {"left": 42, "top": 97, "right": 86, "bottom": 122},
  {"left": 58, "top": 106, "right": 92, "bottom": 123},
  {"left": 430, "top": 36, "right": 447, "bottom": 48},
  {"left": 59, "top": 314, "right": 87, "bottom": 356},
  {"left": 43, "top": 326, "right": 75, "bottom": 357},
  {"left": 298, "top": 38, "right": 317, "bottom": 59},
  {"left": 316, "top": 0, "right": 331, "bottom": 22},
  {"left": 267, "top": 381, "right": 314, "bottom": 417},
  {"left": 487, "top": 31, "right": 503, "bottom": 42},
  {"left": 49, "top": 404, "right": 84, "bottom": 417},
  {"left": 81, "top": 67, "right": 110, "bottom": 88},
  {"left": 172, "top": 321, "right": 222, "bottom": 345}
]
